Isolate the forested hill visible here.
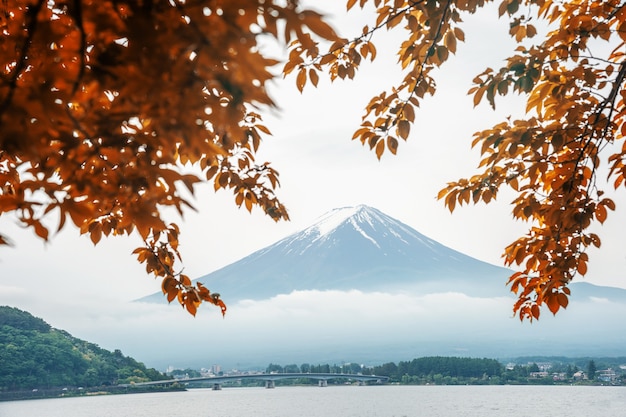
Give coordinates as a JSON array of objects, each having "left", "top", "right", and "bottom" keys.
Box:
[{"left": 0, "top": 306, "right": 167, "bottom": 391}]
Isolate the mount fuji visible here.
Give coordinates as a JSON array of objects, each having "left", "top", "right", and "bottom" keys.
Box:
[
  {"left": 141, "top": 205, "right": 626, "bottom": 304},
  {"left": 141, "top": 205, "right": 515, "bottom": 303},
  {"left": 213, "top": 205, "right": 515, "bottom": 299},
  {"left": 132, "top": 205, "right": 626, "bottom": 368}
]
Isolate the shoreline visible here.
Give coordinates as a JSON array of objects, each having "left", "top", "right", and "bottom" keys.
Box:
[{"left": 0, "top": 384, "right": 187, "bottom": 402}]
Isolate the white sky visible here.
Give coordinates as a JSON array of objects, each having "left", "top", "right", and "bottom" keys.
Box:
[{"left": 1, "top": 2, "right": 625, "bottom": 368}]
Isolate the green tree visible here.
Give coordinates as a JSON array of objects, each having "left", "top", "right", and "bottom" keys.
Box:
[
  {"left": 374, "top": 362, "right": 399, "bottom": 379},
  {"left": 346, "top": 363, "right": 363, "bottom": 374},
  {"left": 169, "top": 368, "right": 201, "bottom": 378},
  {"left": 283, "top": 364, "right": 300, "bottom": 373},
  {"left": 0, "top": 306, "right": 166, "bottom": 390},
  {"left": 587, "top": 360, "right": 597, "bottom": 380},
  {"left": 266, "top": 363, "right": 284, "bottom": 374}
]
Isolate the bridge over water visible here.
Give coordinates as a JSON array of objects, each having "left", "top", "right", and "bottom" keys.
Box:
[{"left": 122, "top": 373, "right": 389, "bottom": 390}]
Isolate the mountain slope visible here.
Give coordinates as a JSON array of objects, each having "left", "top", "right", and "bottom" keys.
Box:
[
  {"left": 0, "top": 306, "right": 167, "bottom": 391},
  {"left": 142, "top": 205, "right": 516, "bottom": 303}
]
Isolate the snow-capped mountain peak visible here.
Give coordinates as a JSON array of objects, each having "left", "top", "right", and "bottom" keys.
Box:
[
  {"left": 140, "top": 205, "right": 515, "bottom": 304},
  {"left": 190, "top": 205, "right": 515, "bottom": 300}
]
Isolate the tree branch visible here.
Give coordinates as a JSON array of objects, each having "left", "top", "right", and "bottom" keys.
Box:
[{"left": 0, "top": 0, "right": 45, "bottom": 115}]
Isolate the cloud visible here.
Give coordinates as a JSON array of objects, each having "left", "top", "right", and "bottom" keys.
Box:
[
  {"left": 0, "top": 285, "right": 26, "bottom": 297},
  {"left": 588, "top": 296, "right": 611, "bottom": 304},
  {"left": 29, "top": 290, "right": 508, "bottom": 366},
  {"left": 3, "top": 282, "right": 625, "bottom": 371}
]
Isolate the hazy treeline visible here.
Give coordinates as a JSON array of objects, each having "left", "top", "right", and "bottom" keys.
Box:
[
  {"left": 267, "top": 357, "right": 500, "bottom": 380},
  {"left": 264, "top": 356, "right": 626, "bottom": 386},
  {"left": 372, "top": 357, "right": 502, "bottom": 380}
]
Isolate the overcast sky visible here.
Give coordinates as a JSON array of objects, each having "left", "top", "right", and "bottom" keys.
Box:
[{"left": 1, "top": 2, "right": 625, "bottom": 369}]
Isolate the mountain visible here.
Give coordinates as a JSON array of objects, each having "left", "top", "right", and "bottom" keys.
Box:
[
  {"left": 0, "top": 306, "right": 167, "bottom": 392},
  {"left": 130, "top": 205, "right": 626, "bottom": 369},
  {"left": 141, "top": 205, "right": 516, "bottom": 303}
]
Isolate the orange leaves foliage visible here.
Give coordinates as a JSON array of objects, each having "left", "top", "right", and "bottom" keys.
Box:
[
  {"left": 284, "top": 0, "right": 466, "bottom": 159},
  {"left": 284, "top": 0, "right": 625, "bottom": 320},
  {"left": 0, "top": 0, "right": 340, "bottom": 316},
  {"left": 434, "top": 0, "right": 626, "bottom": 320}
]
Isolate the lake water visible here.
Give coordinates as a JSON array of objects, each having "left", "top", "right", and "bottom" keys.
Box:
[{"left": 1, "top": 385, "right": 625, "bottom": 417}]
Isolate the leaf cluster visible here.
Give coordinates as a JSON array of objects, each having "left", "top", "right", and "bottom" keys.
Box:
[
  {"left": 284, "top": 0, "right": 626, "bottom": 320},
  {"left": 0, "top": 0, "right": 338, "bottom": 315},
  {"left": 436, "top": 0, "right": 626, "bottom": 320},
  {"left": 286, "top": 0, "right": 467, "bottom": 159}
]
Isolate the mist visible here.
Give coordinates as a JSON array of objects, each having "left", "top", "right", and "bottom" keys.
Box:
[{"left": 4, "top": 285, "right": 623, "bottom": 371}]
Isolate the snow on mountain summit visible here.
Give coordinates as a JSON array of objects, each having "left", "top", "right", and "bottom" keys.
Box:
[
  {"left": 307, "top": 206, "right": 361, "bottom": 238},
  {"left": 202, "top": 204, "right": 514, "bottom": 298},
  {"left": 292, "top": 204, "right": 439, "bottom": 256},
  {"left": 303, "top": 205, "right": 383, "bottom": 248},
  {"left": 140, "top": 205, "right": 514, "bottom": 303}
]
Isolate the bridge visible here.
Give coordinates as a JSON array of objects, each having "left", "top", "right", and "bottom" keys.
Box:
[{"left": 122, "top": 373, "right": 389, "bottom": 390}]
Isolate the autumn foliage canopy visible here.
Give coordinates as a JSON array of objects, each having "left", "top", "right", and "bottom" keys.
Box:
[{"left": 1, "top": 0, "right": 625, "bottom": 320}]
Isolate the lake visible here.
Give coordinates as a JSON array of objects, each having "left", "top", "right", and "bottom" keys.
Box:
[{"left": 1, "top": 385, "right": 625, "bottom": 417}]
